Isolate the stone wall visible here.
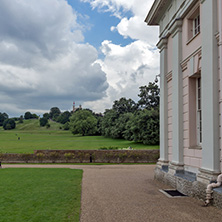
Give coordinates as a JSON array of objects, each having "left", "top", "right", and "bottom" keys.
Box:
[
  {"left": 154, "top": 166, "right": 222, "bottom": 208},
  {"left": 0, "top": 150, "right": 159, "bottom": 164}
]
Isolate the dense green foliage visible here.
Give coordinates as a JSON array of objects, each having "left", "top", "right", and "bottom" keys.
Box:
[
  {"left": 69, "top": 109, "right": 98, "bottom": 136},
  {"left": 39, "top": 117, "right": 48, "bottom": 127},
  {"left": 24, "top": 112, "right": 32, "bottom": 119},
  {"left": 0, "top": 168, "right": 82, "bottom": 222},
  {"left": 138, "top": 82, "right": 160, "bottom": 110},
  {"left": 0, "top": 81, "right": 159, "bottom": 144},
  {"left": 57, "top": 111, "right": 71, "bottom": 124},
  {"left": 3, "top": 119, "right": 16, "bottom": 130},
  {"left": 101, "top": 82, "right": 160, "bottom": 145},
  {"left": 0, "top": 112, "right": 8, "bottom": 126},
  {"left": 24, "top": 112, "right": 38, "bottom": 119},
  {"left": 49, "top": 107, "right": 61, "bottom": 120},
  {"left": 124, "top": 109, "right": 159, "bottom": 145}
]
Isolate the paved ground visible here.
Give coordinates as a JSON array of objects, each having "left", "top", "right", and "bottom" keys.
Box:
[{"left": 3, "top": 164, "right": 222, "bottom": 222}]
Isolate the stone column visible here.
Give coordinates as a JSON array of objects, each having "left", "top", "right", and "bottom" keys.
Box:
[
  {"left": 157, "top": 37, "right": 168, "bottom": 168},
  {"left": 219, "top": 0, "right": 222, "bottom": 173},
  {"left": 197, "top": 0, "right": 220, "bottom": 184},
  {"left": 169, "top": 19, "right": 184, "bottom": 174}
]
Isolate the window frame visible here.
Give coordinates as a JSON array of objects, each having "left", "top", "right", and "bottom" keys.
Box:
[
  {"left": 186, "top": 5, "right": 200, "bottom": 44},
  {"left": 196, "top": 77, "right": 202, "bottom": 146},
  {"left": 193, "top": 14, "right": 200, "bottom": 36}
]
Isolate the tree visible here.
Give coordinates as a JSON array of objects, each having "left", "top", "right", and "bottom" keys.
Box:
[
  {"left": 112, "top": 97, "right": 137, "bottom": 115},
  {"left": 101, "top": 109, "right": 119, "bottom": 137},
  {"left": 3, "top": 119, "right": 16, "bottom": 130},
  {"left": 57, "top": 111, "right": 71, "bottom": 124},
  {"left": 94, "top": 113, "right": 103, "bottom": 135},
  {"left": 39, "top": 117, "right": 48, "bottom": 127},
  {"left": 69, "top": 109, "right": 97, "bottom": 136},
  {"left": 63, "top": 122, "right": 70, "bottom": 130},
  {"left": 138, "top": 82, "right": 160, "bottom": 110},
  {"left": 110, "top": 113, "right": 133, "bottom": 139},
  {"left": 49, "top": 107, "right": 61, "bottom": 120},
  {"left": 124, "top": 109, "right": 159, "bottom": 145},
  {"left": 43, "top": 113, "right": 50, "bottom": 119},
  {"left": 24, "top": 111, "right": 32, "bottom": 119},
  {"left": 32, "top": 113, "right": 39, "bottom": 119},
  {"left": 19, "top": 115, "right": 23, "bottom": 123},
  {"left": 0, "top": 112, "right": 8, "bottom": 126}
]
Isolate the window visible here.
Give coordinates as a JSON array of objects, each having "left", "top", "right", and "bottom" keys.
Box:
[
  {"left": 196, "top": 77, "right": 202, "bottom": 145},
  {"left": 193, "top": 15, "right": 200, "bottom": 36},
  {"left": 189, "top": 74, "right": 202, "bottom": 148},
  {"left": 187, "top": 6, "right": 200, "bottom": 42}
]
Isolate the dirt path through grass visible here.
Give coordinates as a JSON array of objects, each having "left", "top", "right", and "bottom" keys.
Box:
[{"left": 3, "top": 164, "right": 222, "bottom": 222}]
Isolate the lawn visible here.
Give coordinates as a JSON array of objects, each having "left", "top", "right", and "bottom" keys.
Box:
[
  {"left": 0, "top": 119, "right": 159, "bottom": 153},
  {"left": 0, "top": 168, "right": 82, "bottom": 222}
]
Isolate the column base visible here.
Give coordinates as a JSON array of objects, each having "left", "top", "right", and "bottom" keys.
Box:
[
  {"left": 169, "top": 161, "right": 184, "bottom": 175},
  {"left": 156, "top": 159, "right": 169, "bottom": 167}
]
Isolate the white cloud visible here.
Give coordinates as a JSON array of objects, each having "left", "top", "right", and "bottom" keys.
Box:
[
  {"left": 0, "top": 0, "right": 108, "bottom": 116},
  {"left": 82, "top": 0, "right": 160, "bottom": 112},
  {"left": 83, "top": 40, "right": 159, "bottom": 112},
  {"left": 0, "top": 0, "right": 160, "bottom": 116},
  {"left": 82, "top": 0, "right": 158, "bottom": 44}
]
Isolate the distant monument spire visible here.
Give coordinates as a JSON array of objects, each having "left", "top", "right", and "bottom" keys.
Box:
[{"left": 73, "top": 101, "right": 76, "bottom": 112}]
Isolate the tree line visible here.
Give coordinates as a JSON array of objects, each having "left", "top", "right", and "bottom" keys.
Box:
[
  {"left": 0, "top": 82, "right": 159, "bottom": 145},
  {"left": 68, "top": 81, "right": 160, "bottom": 145}
]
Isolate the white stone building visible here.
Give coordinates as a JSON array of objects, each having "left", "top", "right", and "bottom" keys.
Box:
[{"left": 145, "top": 0, "right": 222, "bottom": 206}]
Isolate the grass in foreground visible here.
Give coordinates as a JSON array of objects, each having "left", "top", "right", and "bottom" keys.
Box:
[{"left": 0, "top": 168, "right": 82, "bottom": 222}]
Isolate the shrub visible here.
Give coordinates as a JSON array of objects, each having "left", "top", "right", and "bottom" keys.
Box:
[
  {"left": 64, "top": 153, "right": 75, "bottom": 162},
  {"left": 63, "top": 122, "right": 69, "bottom": 130},
  {"left": 40, "top": 117, "right": 48, "bottom": 127},
  {"left": 21, "top": 154, "right": 32, "bottom": 163},
  {"left": 50, "top": 152, "right": 59, "bottom": 163},
  {"left": 3, "top": 119, "right": 16, "bottom": 130},
  {"left": 36, "top": 153, "right": 45, "bottom": 162}
]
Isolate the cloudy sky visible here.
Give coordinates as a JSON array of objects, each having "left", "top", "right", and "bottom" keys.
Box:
[{"left": 0, "top": 0, "right": 159, "bottom": 117}]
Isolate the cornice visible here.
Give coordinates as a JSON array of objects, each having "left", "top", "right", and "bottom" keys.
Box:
[
  {"left": 157, "top": 37, "right": 168, "bottom": 51},
  {"left": 145, "top": 0, "right": 171, "bottom": 25}
]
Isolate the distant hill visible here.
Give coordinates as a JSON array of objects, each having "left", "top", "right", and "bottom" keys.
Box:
[{"left": 15, "top": 119, "right": 63, "bottom": 131}]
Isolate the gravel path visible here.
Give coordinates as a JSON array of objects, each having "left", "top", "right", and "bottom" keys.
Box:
[{"left": 3, "top": 164, "right": 222, "bottom": 222}]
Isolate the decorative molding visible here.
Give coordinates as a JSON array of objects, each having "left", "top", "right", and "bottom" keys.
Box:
[
  {"left": 157, "top": 37, "right": 168, "bottom": 51},
  {"left": 180, "top": 46, "right": 202, "bottom": 70},
  {"left": 215, "top": 32, "right": 222, "bottom": 46},
  {"left": 166, "top": 71, "right": 172, "bottom": 82},
  {"left": 189, "top": 146, "right": 202, "bottom": 150},
  {"left": 169, "top": 18, "right": 183, "bottom": 37},
  {"left": 186, "top": 32, "right": 200, "bottom": 45},
  {"left": 181, "top": 62, "right": 188, "bottom": 72}
]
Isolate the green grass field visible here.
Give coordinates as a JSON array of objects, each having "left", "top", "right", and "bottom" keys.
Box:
[
  {"left": 0, "top": 119, "right": 159, "bottom": 153},
  {"left": 0, "top": 168, "right": 82, "bottom": 222}
]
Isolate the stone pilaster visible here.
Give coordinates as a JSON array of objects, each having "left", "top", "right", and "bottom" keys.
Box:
[
  {"left": 169, "top": 19, "right": 184, "bottom": 172},
  {"left": 197, "top": 0, "right": 220, "bottom": 183},
  {"left": 157, "top": 37, "right": 169, "bottom": 168}
]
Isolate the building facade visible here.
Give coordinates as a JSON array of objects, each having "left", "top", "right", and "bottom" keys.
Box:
[{"left": 145, "top": 0, "right": 222, "bottom": 206}]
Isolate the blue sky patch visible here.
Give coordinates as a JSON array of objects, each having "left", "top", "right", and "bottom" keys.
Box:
[{"left": 67, "top": 0, "right": 133, "bottom": 49}]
